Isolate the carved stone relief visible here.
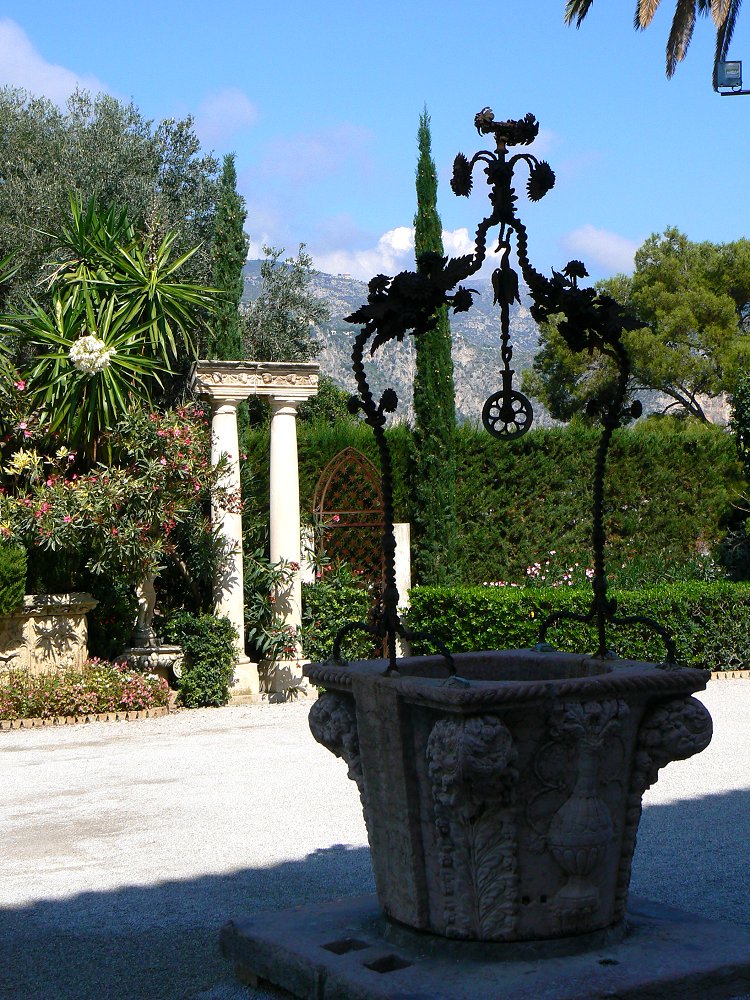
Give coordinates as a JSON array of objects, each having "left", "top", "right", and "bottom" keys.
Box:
[
  {"left": 613, "top": 695, "right": 713, "bottom": 919},
  {"left": 0, "top": 593, "right": 98, "bottom": 675},
  {"left": 426, "top": 714, "right": 519, "bottom": 940},
  {"left": 304, "top": 651, "right": 713, "bottom": 943},
  {"left": 308, "top": 692, "right": 364, "bottom": 795},
  {"left": 191, "top": 361, "right": 319, "bottom": 399},
  {"left": 525, "top": 699, "right": 627, "bottom": 931}
]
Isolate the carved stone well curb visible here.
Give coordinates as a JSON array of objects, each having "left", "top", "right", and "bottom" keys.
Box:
[{"left": 305, "top": 648, "right": 712, "bottom": 943}]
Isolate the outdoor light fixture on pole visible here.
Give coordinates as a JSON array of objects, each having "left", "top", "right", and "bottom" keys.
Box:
[{"left": 717, "top": 60, "right": 750, "bottom": 95}]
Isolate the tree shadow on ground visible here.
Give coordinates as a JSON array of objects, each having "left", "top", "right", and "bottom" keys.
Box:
[{"left": 2, "top": 790, "right": 750, "bottom": 1000}]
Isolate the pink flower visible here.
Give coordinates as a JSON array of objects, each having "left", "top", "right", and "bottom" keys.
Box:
[
  {"left": 159, "top": 457, "right": 167, "bottom": 465},
  {"left": 63, "top": 515, "right": 72, "bottom": 523},
  {"left": 14, "top": 380, "right": 25, "bottom": 391},
  {"left": 18, "top": 422, "right": 26, "bottom": 430},
  {"left": 332, "top": 514, "right": 341, "bottom": 523}
]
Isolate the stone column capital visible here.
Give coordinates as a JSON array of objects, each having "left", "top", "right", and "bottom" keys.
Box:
[
  {"left": 213, "top": 397, "right": 243, "bottom": 413},
  {"left": 269, "top": 396, "right": 305, "bottom": 414}
]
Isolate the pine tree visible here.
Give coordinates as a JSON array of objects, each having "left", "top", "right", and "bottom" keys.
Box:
[
  {"left": 412, "top": 108, "right": 458, "bottom": 585},
  {"left": 208, "top": 154, "right": 248, "bottom": 359}
]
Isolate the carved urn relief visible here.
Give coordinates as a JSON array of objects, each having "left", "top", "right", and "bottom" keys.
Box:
[{"left": 306, "top": 650, "right": 711, "bottom": 942}]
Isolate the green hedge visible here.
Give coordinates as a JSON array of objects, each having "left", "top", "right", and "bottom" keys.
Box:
[
  {"left": 163, "top": 613, "right": 238, "bottom": 708},
  {"left": 242, "top": 420, "right": 413, "bottom": 523},
  {"left": 302, "top": 577, "right": 377, "bottom": 663},
  {"left": 244, "top": 418, "right": 743, "bottom": 587},
  {"left": 0, "top": 543, "right": 25, "bottom": 615},
  {"left": 405, "top": 581, "right": 750, "bottom": 670}
]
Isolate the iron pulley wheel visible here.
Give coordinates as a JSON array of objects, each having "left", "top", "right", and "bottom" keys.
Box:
[{"left": 482, "top": 389, "right": 533, "bottom": 439}]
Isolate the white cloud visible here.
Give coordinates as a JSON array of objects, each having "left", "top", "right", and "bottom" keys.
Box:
[
  {"left": 0, "top": 19, "right": 107, "bottom": 104},
  {"left": 312, "top": 225, "right": 502, "bottom": 280},
  {"left": 259, "top": 123, "right": 374, "bottom": 184},
  {"left": 193, "top": 88, "right": 258, "bottom": 146},
  {"left": 561, "top": 224, "right": 638, "bottom": 275}
]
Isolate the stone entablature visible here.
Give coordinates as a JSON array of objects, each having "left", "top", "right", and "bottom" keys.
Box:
[
  {"left": 190, "top": 361, "right": 319, "bottom": 402},
  {"left": 0, "top": 593, "right": 98, "bottom": 675}
]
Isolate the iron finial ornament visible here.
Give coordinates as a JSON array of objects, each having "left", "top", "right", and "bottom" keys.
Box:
[{"left": 331, "top": 107, "right": 677, "bottom": 673}]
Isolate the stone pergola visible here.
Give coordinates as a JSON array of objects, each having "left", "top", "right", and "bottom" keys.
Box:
[{"left": 191, "top": 360, "right": 319, "bottom": 696}]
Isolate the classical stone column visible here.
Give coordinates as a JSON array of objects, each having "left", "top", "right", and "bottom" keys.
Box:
[
  {"left": 394, "top": 522, "right": 412, "bottom": 658},
  {"left": 268, "top": 396, "right": 305, "bottom": 693},
  {"left": 210, "top": 395, "right": 257, "bottom": 693}
]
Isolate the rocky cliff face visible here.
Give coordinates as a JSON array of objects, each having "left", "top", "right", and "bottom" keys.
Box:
[{"left": 242, "top": 262, "right": 542, "bottom": 425}]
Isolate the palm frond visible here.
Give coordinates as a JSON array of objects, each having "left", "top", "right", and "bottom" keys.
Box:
[
  {"left": 636, "top": 0, "right": 663, "bottom": 29},
  {"left": 564, "top": 0, "right": 596, "bottom": 27},
  {"left": 711, "top": 0, "right": 732, "bottom": 26},
  {"left": 713, "top": 0, "right": 742, "bottom": 86},
  {"left": 666, "top": 1, "right": 697, "bottom": 76}
]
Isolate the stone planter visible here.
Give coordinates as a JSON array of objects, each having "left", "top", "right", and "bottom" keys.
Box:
[
  {"left": 305, "top": 648, "right": 712, "bottom": 943},
  {"left": 0, "top": 593, "right": 98, "bottom": 675}
]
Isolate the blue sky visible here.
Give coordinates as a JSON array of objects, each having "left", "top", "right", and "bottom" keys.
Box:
[{"left": 1, "top": 2, "right": 749, "bottom": 282}]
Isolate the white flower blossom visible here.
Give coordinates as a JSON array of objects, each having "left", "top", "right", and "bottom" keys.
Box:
[{"left": 69, "top": 334, "right": 115, "bottom": 374}]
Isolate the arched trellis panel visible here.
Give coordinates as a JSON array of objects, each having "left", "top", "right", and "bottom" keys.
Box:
[{"left": 312, "top": 447, "right": 385, "bottom": 587}]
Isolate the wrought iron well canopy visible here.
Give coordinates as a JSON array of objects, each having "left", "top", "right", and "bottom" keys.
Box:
[{"left": 332, "top": 107, "right": 676, "bottom": 672}]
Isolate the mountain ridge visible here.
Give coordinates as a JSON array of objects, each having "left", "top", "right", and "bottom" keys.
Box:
[{"left": 241, "top": 261, "right": 542, "bottom": 425}]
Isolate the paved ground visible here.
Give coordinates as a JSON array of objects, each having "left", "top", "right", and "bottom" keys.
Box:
[{"left": 1, "top": 682, "right": 749, "bottom": 999}]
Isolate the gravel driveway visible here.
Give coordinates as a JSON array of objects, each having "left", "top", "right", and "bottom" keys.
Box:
[{"left": 1, "top": 682, "right": 749, "bottom": 999}]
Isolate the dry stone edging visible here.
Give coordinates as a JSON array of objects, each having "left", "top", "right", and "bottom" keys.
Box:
[{"left": 0, "top": 705, "right": 170, "bottom": 731}]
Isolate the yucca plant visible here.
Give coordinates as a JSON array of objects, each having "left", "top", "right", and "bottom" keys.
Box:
[
  {"left": 42, "top": 195, "right": 221, "bottom": 365},
  {"left": 1, "top": 196, "right": 222, "bottom": 461},
  {"left": 2, "top": 285, "right": 164, "bottom": 461}
]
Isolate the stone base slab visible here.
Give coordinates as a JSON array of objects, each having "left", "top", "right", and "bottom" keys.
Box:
[
  {"left": 230, "top": 657, "right": 260, "bottom": 698},
  {"left": 264, "top": 658, "right": 311, "bottom": 698},
  {"left": 220, "top": 894, "right": 750, "bottom": 1000}
]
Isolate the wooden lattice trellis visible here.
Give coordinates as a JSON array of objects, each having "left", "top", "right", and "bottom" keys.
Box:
[{"left": 312, "top": 447, "right": 385, "bottom": 586}]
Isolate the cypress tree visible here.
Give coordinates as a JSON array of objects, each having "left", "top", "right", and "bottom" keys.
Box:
[
  {"left": 412, "top": 108, "right": 458, "bottom": 584},
  {"left": 208, "top": 153, "right": 249, "bottom": 359}
]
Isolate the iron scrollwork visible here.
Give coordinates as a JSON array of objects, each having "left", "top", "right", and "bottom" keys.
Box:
[{"left": 331, "top": 106, "right": 677, "bottom": 672}]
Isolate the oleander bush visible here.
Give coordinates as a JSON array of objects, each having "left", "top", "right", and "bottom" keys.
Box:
[
  {"left": 405, "top": 581, "right": 750, "bottom": 671},
  {"left": 0, "top": 659, "right": 169, "bottom": 720},
  {"left": 163, "top": 612, "right": 237, "bottom": 708}
]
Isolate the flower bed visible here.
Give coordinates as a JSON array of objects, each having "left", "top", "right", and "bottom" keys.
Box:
[{"left": 0, "top": 658, "right": 169, "bottom": 721}]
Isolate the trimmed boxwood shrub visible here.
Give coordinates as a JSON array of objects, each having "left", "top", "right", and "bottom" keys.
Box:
[
  {"left": 0, "top": 542, "right": 25, "bottom": 615},
  {"left": 163, "top": 612, "right": 238, "bottom": 708},
  {"left": 406, "top": 581, "right": 750, "bottom": 671},
  {"left": 302, "top": 574, "right": 375, "bottom": 663}
]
